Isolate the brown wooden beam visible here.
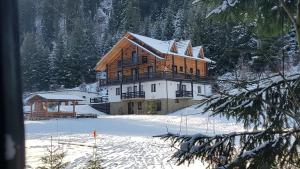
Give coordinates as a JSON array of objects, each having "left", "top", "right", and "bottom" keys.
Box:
[
  {"left": 106, "top": 64, "right": 109, "bottom": 84},
  {"left": 121, "top": 49, "right": 124, "bottom": 82},
  {"left": 172, "top": 55, "right": 175, "bottom": 78},
  {"left": 184, "top": 58, "right": 187, "bottom": 79},
  {"left": 72, "top": 101, "right": 76, "bottom": 117}
]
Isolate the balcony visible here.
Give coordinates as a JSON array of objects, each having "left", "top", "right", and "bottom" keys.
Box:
[
  {"left": 176, "top": 90, "right": 193, "bottom": 98},
  {"left": 118, "top": 60, "right": 147, "bottom": 68},
  {"left": 99, "top": 71, "right": 214, "bottom": 86},
  {"left": 121, "top": 91, "right": 145, "bottom": 100}
]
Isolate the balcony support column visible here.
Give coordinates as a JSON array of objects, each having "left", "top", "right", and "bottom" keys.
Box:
[
  {"left": 120, "top": 83, "right": 122, "bottom": 99},
  {"left": 191, "top": 80, "right": 194, "bottom": 97},
  {"left": 195, "top": 59, "right": 198, "bottom": 80},
  {"left": 184, "top": 58, "right": 187, "bottom": 79},
  {"left": 106, "top": 64, "right": 109, "bottom": 84},
  {"left": 172, "top": 55, "right": 175, "bottom": 79},
  {"left": 154, "top": 56, "right": 157, "bottom": 73},
  {"left": 121, "top": 49, "right": 124, "bottom": 82},
  {"left": 139, "top": 82, "right": 141, "bottom": 97}
]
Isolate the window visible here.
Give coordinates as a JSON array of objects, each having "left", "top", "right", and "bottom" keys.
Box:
[
  {"left": 117, "top": 71, "right": 122, "bottom": 81},
  {"left": 117, "top": 60, "right": 122, "bottom": 67},
  {"left": 116, "top": 88, "right": 120, "bottom": 95},
  {"left": 198, "top": 86, "right": 201, "bottom": 93},
  {"left": 140, "top": 85, "right": 144, "bottom": 91},
  {"left": 196, "top": 69, "right": 200, "bottom": 76},
  {"left": 151, "top": 84, "right": 156, "bottom": 92},
  {"left": 138, "top": 102, "right": 142, "bottom": 110},
  {"left": 142, "top": 56, "right": 147, "bottom": 63},
  {"left": 156, "top": 101, "right": 161, "bottom": 111},
  {"left": 134, "top": 86, "right": 138, "bottom": 92},
  {"left": 179, "top": 66, "right": 183, "bottom": 72},
  {"left": 190, "top": 68, "right": 193, "bottom": 73},
  {"left": 132, "top": 68, "right": 138, "bottom": 80},
  {"left": 132, "top": 51, "right": 138, "bottom": 63},
  {"left": 173, "top": 65, "right": 177, "bottom": 74},
  {"left": 182, "top": 85, "right": 186, "bottom": 91}
]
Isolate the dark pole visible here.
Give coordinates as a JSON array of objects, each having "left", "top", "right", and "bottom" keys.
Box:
[
  {"left": 120, "top": 49, "right": 123, "bottom": 99},
  {"left": 0, "top": 0, "right": 25, "bottom": 168},
  {"left": 172, "top": 55, "right": 175, "bottom": 79},
  {"left": 281, "top": 9, "right": 285, "bottom": 76},
  {"left": 184, "top": 58, "right": 187, "bottom": 79}
]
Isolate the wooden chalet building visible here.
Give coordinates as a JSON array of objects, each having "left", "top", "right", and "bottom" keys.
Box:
[{"left": 95, "top": 32, "right": 214, "bottom": 114}]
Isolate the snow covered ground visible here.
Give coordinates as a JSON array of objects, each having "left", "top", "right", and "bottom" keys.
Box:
[{"left": 25, "top": 105, "right": 244, "bottom": 169}]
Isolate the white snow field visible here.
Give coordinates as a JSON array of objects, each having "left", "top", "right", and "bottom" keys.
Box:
[{"left": 25, "top": 105, "right": 244, "bottom": 169}]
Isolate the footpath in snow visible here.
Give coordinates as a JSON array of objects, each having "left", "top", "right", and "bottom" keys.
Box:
[{"left": 25, "top": 105, "right": 244, "bottom": 169}]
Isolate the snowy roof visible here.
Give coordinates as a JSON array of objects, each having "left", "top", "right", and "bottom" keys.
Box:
[
  {"left": 128, "top": 32, "right": 214, "bottom": 62},
  {"left": 129, "top": 32, "right": 174, "bottom": 54},
  {"left": 59, "top": 105, "right": 105, "bottom": 116},
  {"left": 25, "top": 93, "right": 85, "bottom": 103}
]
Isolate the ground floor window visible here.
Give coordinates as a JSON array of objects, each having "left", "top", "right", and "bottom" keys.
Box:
[
  {"left": 198, "top": 86, "right": 201, "bottom": 94},
  {"left": 156, "top": 101, "right": 161, "bottom": 111},
  {"left": 116, "top": 87, "right": 120, "bottom": 95},
  {"left": 151, "top": 84, "right": 156, "bottom": 92}
]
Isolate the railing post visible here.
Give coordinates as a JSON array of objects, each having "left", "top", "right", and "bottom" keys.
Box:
[{"left": 172, "top": 55, "right": 175, "bottom": 79}]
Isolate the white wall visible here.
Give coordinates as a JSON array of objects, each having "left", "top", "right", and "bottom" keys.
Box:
[
  {"left": 108, "top": 85, "right": 122, "bottom": 102},
  {"left": 107, "top": 80, "right": 212, "bottom": 102},
  {"left": 55, "top": 90, "right": 99, "bottom": 104}
]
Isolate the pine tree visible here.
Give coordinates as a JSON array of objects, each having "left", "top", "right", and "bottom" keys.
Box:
[
  {"left": 173, "top": 9, "right": 185, "bottom": 40},
  {"left": 83, "top": 0, "right": 100, "bottom": 21},
  {"left": 65, "top": 0, "right": 81, "bottom": 35},
  {"left": 18, "top": 0, "right": 36, "bottom": 40},
  {"left": 41, "top": 0, "right": 60, "bottom": 50},
  {"left": 162, "top": 10, "right": 175, "bottom": 40},
  {"left": 201, "top": 0, "right": 300, "bottom": 56},
  {"left": 158, "top": 73, "right": 300, "bottom": 168},
  {"left": 37, "top": 137, "right": 68, "bottom": 169},
  {"left": 65, "top": 18, "right": 86, "bottom": 88},
  {"left": 81, "top": 21, "right": 100, "bottom": 83},
  {"left": 153, "top": 20, "right": 163, "bottom": 40},
  {"left": 21, "top": 33, "right": 50, "bottom": 91},
  {"left": 123, "top": 0, "right": 141, "bottom": 32}
]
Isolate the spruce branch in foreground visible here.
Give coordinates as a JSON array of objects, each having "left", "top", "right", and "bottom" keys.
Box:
[
  {"left": 37, "top": 137, "right": 69, "bottom": 169},
  {"left": 157, "top": 73, "right": 300, "bottom": 168}
]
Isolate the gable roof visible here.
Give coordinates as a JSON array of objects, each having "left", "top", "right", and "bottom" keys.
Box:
[
  {"left": 96, "top": 32, "right": 214, "bottom": 71},
  {"left": 25, "top": 93, "right": 84, "bottom": 104},
  {"left": 128, "top": 32, "right": 213, "bottom": 62}
]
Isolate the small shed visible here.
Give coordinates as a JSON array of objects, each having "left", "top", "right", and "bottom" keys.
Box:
[{"left": 25, "top": 94, "right": 84, "bottom": 120}]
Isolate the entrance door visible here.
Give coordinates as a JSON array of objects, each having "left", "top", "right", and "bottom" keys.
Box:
[
  {"left": 132, "top": 68, "right": 138, "bottom": 80},
  {"left": 128, "top": 102, "right": 134, "bottom": 114}
]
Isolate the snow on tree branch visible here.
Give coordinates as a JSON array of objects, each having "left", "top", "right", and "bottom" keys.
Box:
[
  {"left": 158, "top": 73, "right": 300, "bottom": 168},
  {"left": 206, "top": 0, "right": 239, "bottom": 18}
]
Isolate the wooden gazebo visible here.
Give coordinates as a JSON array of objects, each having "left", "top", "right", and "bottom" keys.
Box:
[{"left": 25, "top": 93, "right": 84, "bottom": 120}]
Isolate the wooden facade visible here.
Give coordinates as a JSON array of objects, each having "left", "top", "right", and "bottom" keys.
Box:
[{"left": 96, "top": 32, "right": 211, "bottom": 85}]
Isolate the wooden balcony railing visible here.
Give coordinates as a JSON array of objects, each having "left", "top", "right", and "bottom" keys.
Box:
[
  {"left": 176, "top": 90, "right": 193, "bottom": 98},
  {"left": 99, "top": 71, "right": 214, "bottom": 86},
  {"left": 121, "top": 91, "right": 145, "bottom": 100}
]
